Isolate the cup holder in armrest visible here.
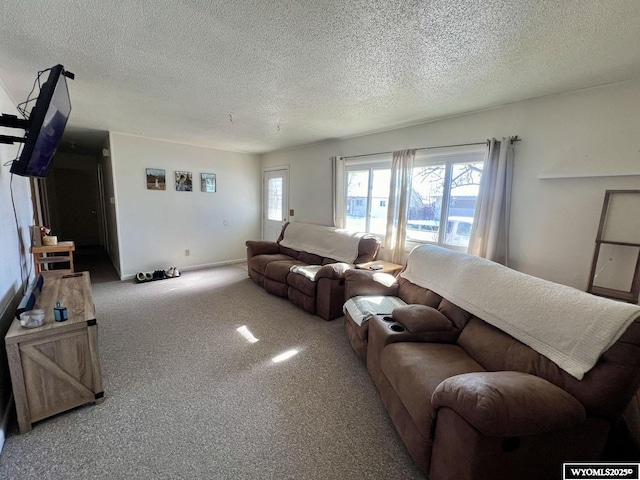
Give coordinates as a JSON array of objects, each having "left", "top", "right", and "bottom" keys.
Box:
[
  {"left": 382, "top": 316, "right": 395, "bottom": 323},
  {"left": 389, "top": 324, "right": 405, "bottom": 333}
]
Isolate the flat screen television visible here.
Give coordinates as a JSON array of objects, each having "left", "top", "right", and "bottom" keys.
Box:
[{"left": 9, "top": 64, "right": 72, "bottom": 178}]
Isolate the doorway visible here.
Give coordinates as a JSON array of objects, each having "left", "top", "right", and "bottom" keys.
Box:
[
  {"left": 33, "top": 129, "right": 119, "bottom": 282},
  {"left": 262, "top": 167, "right": 289, "bottom": 241},
  {"left": 42, "top": 157, "right": 118, "bottom": 282},
  {"left": 51, "top": 167, "right": 101, "bottom": 246}
]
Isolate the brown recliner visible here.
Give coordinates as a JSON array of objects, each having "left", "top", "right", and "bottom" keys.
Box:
[
  {"left": 343, "top": 251, "right": 640, "bottom": 479},
  {"left": 246, "top": 222, "right": 380, "bottom": 320}
]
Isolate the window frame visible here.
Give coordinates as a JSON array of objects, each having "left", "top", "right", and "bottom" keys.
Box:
[
  {"left": 407, "top": 148, "right": 485, "bottom": 252},
  {"left": 343, "top": 155, "right": 392, "bottom": 236}
]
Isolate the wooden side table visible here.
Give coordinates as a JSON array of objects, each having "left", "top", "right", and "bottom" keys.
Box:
[
  {"left": 5, "top": 271, "right": 104, "bottom": 433},
  {"left": 355, "top": 260, "right": 404, "bottom": 276},
  {"left": 30, "top": 241, "right": 75, "bottom": 274}
]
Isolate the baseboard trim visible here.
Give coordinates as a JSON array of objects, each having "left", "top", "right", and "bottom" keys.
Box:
[{"left": 120, "top": 258, "right": 246, "bottom": 281}]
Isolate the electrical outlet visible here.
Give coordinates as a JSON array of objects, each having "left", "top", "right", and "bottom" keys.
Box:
[{"left": 185, "top": 249, "right": 190, "bottom": 256}]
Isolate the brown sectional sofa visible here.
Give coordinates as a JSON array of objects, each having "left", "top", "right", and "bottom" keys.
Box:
[
  {"left": 246, "top": 222, "right": 380, "bottom": 320},
  {"left": 343, "top": 244, "right": 640, "bottom": 479}
]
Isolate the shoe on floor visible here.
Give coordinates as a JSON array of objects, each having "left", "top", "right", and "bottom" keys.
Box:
[
  {"left": 145, "top": 272, "right": 153, "bottom": 281},
  {"left": 173, "top": 267, "right": 180, "bottom": 277},
  {"left": 135, "top": 272, "right": 146, "bottom": 283},
  {"left": 165, "top": 267, "right": 175, "bottom": 278}
]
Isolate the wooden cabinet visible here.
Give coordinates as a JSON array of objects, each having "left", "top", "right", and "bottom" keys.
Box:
[{"left": 5, "top": 271, "right": 103, "bottom": 433}]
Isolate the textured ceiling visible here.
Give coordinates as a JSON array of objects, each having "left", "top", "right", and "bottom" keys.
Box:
[{"left": 1, "top": 0, "right": 640, "bottom": 154}]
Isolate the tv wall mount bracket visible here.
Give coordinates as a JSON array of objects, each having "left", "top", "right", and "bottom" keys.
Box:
[
  {"left": 0, "top": 67, "right": 74, "bottom": 145},
  {"left": 0, "top": 114, "right": 31, "bottom": 144}
]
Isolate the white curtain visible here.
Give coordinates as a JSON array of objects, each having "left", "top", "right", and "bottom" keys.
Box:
[
  {"left": 468, "top": 137, "right": 515, "bottom": 265},
  {"left": 330, "top": 156, "right": 345, "bottom": 228},
  {"left": 384, "top": 149, "right": 416, "bottom": 264}
]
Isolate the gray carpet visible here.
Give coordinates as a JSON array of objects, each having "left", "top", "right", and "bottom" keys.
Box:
[{"left": 0, "top": 265, "right": 424, "bottom": 479}]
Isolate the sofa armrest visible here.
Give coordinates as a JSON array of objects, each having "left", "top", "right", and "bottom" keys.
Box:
[
  {"left": 432, "top": 371, "right": 586, "bottom": 437},
  {"left": 392, "top": 305, "right": 452, "bottom": 333},
  {"left": 246, "top": 240, "right": 280, "bottom": 258},
  {"left": 344, "top": 269, "right": 399, "bottom": 299},
  {"left": 316, "top": 262, "right": 351, "bottom": 280}
]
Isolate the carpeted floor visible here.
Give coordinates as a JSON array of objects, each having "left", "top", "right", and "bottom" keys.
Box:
[{"left": 0, "top": 264, "right": 424, "bottom": 479}]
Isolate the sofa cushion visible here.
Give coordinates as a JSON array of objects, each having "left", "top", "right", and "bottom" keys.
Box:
[
  {"left": 287, "top": 271, "right": 317, "bottom": 297},
  {"left": 398, "top": 277, "right": 443, "bottom": 306},
  {"left": 380, "top": 342, "right": 485, "bottom": 438},
  {"left": 265, "top": 260, "right": 305, "bottom": 283},
  {"left": 437, "top": 299, "right": 473, "bottom": 331},
  {"left": 298, "top": 251, "right": 324, "bottom": 265},
  {"left": 321, "top": 258, "right": 339, "bottom": 265},
  {"left": 392, "top": 305, "right": 452, "bottom": 333},
  {"left": 280, "top": 246, "right": 300, "bottom": 259},
  {"left": 288, "top": 287, "right": 315, "bottom": 313},
  {"left": 264, "top": 278, "right": 289, "bottom": 297},
  {"left": 250, "top": 254, "right": 297, "bottom": 276}
]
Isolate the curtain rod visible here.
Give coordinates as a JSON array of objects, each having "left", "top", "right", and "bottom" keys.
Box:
[{"left": 342, "top": 136, "right": 520, "bottom": 160}]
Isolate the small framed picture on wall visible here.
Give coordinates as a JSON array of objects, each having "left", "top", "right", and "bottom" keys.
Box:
[
  {"left": 201, "top": 173, "right": 216, "bottom": 193},
  {"left": 175, "top": 171, "right": 193, "bottom": 191},
  {"left": 146, "top": 168, "right": 166, "bottom": 190}
]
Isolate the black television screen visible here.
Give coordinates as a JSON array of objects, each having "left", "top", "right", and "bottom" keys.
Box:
[{"left": 10, "top": 65, "right": 72, "bottom": 178}]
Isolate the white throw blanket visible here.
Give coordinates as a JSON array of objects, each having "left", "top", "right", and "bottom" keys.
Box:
[
  {"left": 344, "top": 296, "right": 407, "bottom": 326},
  {"left": 289, "top": 265, "right": 323, "bottom": 281},
  {"left": 400, "top": 244, "right": 640, "bottom": 380},
  {"left": 280, "top": 222, "right": 366, "bottom": 264}
]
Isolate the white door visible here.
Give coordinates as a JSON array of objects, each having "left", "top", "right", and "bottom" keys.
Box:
[{"left": 262, "top": 168, "right": 289, "bottom": 241}]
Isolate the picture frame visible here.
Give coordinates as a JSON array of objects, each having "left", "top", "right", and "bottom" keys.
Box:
[
  {"left": 146, "top": 168, "right": 166, "bottom": 190},
  {"left": 201, "top": 173, "right": 216, "bottom": 193},
  {"left": 175, "top": 171, "right": 193, "bottom": 191}
]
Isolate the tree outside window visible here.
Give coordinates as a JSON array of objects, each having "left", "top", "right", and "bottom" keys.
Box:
[
  {"left": 408, "top": 158, "right": 484, "bottom": 249},
  {"left": 342, "top": 152, "right": 485, "bottom": 249}
]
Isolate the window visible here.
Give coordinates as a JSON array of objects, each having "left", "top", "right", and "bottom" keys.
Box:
[
  {"left": 407, "top": 153, "right": 484, "bottom": 249},
  {"left": 341, "top": 149, "right": 485, "bottom": 250},
  {"left": 267, "top": 177, "right": 283, "bottom": 221},
  {"left": 345, "top": 164, "right": 391, "bottom": 235}
]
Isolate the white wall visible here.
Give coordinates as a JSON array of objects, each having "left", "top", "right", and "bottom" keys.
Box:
[
  {"left": 110, "top": 133, "right": 261, "bottom": 278},
  {"left": 262, "top": 79, "right": 640, "bottom": 291},
  {"left": 0, "top": 81, "right": 34, "bottom": 452}
]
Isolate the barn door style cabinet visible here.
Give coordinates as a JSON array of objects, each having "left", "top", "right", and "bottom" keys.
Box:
[{"left": 5, "top": 271, "right": 104, "bottom": 433}]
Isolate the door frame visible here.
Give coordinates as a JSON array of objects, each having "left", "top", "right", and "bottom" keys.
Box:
[
  {"left": 262, "top": 165, "right": 290, "bottom": 241},
  {"left": 31, "top": 161, "right": 108, "bottom": 249}
]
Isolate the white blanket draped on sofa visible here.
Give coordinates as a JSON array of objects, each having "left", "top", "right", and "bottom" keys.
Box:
[
  {"left": 400, "top": 244, "right": 640, "bottom": 380},
  {"left": 280, "top": 222, "right": 366, "bottom": 264}
]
